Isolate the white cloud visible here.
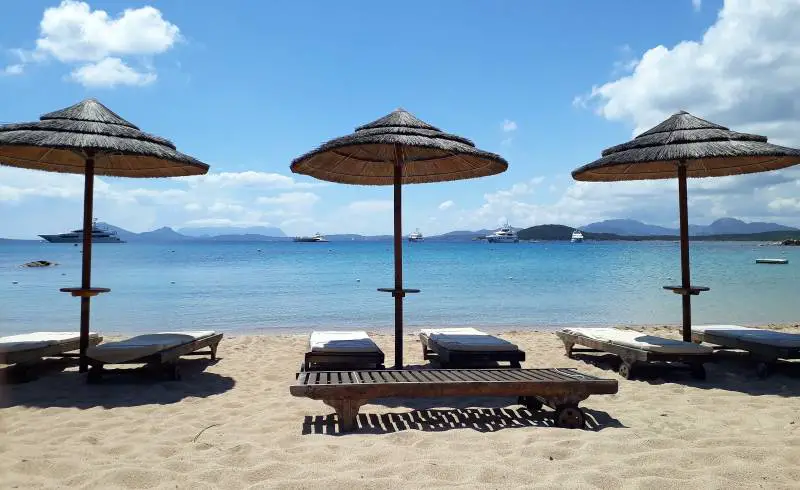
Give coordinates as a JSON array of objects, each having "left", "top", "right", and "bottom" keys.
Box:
[
  {"left": 68, "top": 57, "right": 155, "bottom": 87},
  {"left": 692, "top": 0, "right": 702, "bottom": 11},
  {"left": 10, "top": 1, "right": 180, "bottom": 88},
  {"left": 438, "top": 200, "right": 455, "bottom": 211},
  {"left": 502, "top": 119, "right": 518, "bottom": 132},
  {"left": 189, "top": 171, "right": 322, "bottom": 190},
  {"left": 0, "top": 168, "right": 327, "bottom": 238},
  {"left": 346, "top": 200, "right": 393, "bottom": 214},
  {"left": 3, "top": 64, "right": 23, "bottom": 76},
  {"left": 256, "top": 192, "right": 320, "bottom": 206},
  {"left": 36, "top": 1, "right": 179, "bottom": 62},
  {"left": 577, "top": 0, "right": 800, "bottom": 146}
]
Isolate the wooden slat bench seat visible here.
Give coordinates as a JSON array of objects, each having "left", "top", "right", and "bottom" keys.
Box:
[{"left": 290, "top": 368, "right": 618, "bottom": 431}]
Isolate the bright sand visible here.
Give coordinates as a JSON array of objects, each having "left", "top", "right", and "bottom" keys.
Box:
[{"left": 1, "top": 326, "right": 799, "bottom": 489}]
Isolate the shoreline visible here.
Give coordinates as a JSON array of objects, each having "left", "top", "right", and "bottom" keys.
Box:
[{"left": 3, "top": 321, "right": 799, "bottom": 339}]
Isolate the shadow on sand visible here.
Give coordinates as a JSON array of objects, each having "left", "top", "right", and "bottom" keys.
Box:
[
  {"left": 302, "top": 404, "right": 624, "bottom": 436},
  {"left": 569, "top": 351, "right": 800, "bottom": 397},
  {"left": 0, "top": 357, "right": 235, "bottom": 409}
]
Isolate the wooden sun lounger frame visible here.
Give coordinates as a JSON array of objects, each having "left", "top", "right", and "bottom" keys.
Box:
[
  {"left": 87, "top": 333, "right": 223, "bottom": 383},
  {"left": 419, "top": 333, "right": 525, "bottom": 368},
  {"left": 1, "top": 335, "right": 103, "bottom": 366},
  {"left": 303, "top": 349, "right": 385, "bottom": 371},
  {"left": 291, "top": 367, "right": 618, "bottom": 432},
  {"left": 556, "top": 331, "right": 710, "bottom": 380},
  {"left": 691, "top": 329, "right": 800, "bottom": 378}
]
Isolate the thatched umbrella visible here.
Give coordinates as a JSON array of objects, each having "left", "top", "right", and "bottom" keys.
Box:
[
  {"left": 0, "top": 98, "right": 209, "bottom": 371},
  {"left": 291, "top": 109, "right": 508, "bottom": 368},
  {"left": 572, "top": 111, "right": 800, "bottom": 341}
]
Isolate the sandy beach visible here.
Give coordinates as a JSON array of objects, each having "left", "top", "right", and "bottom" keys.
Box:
[{"left": 1, "top": 325, "right": 799, "bottom": 489}]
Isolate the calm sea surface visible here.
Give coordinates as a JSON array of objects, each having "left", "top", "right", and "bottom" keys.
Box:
[{"left": 1, "top": 240, "right": 798, "bottom": 336}]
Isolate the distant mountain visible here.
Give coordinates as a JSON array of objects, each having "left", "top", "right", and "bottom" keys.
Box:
[
  {"left": 137, "top": 227, "right": 193, "bottom": 241},
  {"left": 699, "top": 218, "right": 798, "bottom": 235},
  {"left": 582, "top": 219, "right": 675, "bottom": 236},
  {"left": 178, "top": 226, "right": 286, "bottom": 237},
  {"left": 582, "top": 218, "right": 797, "bottom": 236}
]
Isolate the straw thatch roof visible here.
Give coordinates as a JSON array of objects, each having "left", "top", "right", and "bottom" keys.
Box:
[
  {"left": 573, "top": 111, "right": 800, "bottom": 182},
  {"left": 0, "top": 99, "right": 208, "bottom": 177},
  {"left": 291, "top": 108, "right": 507, "bottom": 185}
]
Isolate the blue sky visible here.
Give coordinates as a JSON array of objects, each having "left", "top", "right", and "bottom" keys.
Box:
[{"left": 2, "top": 0, "right": 800, "bottom": 238}]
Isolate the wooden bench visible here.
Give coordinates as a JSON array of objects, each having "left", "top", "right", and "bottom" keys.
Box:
[
  {"left": 290, "top": 368, "right": 618, "bottom": 431},
  {"left": 692, "top": 326, "right": 800, "bottom": 378}
]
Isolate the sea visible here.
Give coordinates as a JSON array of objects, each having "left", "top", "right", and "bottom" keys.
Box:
[{"left": 1, "top": 240, "right": 798, "bottom": 336}]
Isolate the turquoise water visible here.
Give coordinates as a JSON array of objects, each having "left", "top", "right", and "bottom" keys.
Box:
[{"left": 1, "top": 240, "right": 798, "bottom": 336}]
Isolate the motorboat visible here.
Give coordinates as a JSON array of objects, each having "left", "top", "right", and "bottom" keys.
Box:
[
  {"left": 293, "top": 232, "right": 329, "bottom": 243},
  {"left": 571, "top": 230, "right": 584, "bottom": 243},
  {"left": 486, "top": 223, "right": 519, "bottom": 243},
  {"left": 408, "top": 229, "right": 424, "bottom": 242},
  {"left": 39, "top": 219, "right": 124, "bottom": 243}
]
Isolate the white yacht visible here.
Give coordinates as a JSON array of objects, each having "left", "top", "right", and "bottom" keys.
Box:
[
  {"left": 408, "top": 229, "right": 424, "bottom": 242},
  {"left": 293, "top": 232, "right": 328, "bottom": 243},
  {"left": 39, "top": 219, "right": 124, "bottom": 243},
  {"left": 486, "top": 223, "right": 519, "bottom": 243},
  {"left": 571, "top": 229, "right": 584, "bottom": 243}
]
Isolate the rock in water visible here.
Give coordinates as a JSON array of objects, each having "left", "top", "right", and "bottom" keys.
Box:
[{"left": 22, "top": 260, "right": 58, "bottom": 268}]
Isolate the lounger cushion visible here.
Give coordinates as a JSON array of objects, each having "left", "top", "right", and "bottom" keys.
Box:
[
  {"left": 308, "top": 331, "right": 380, "bottom": 354},
  {"left": 420, "top": 328, "right": 520, "bottom": 352},
  {"left": 562, "top": 328, "right": 713, "bottom": 354},
  {"left": 87, "top": 331, "right": 216, "bottom": 364},
  {"left": 0, "top": 332, "right": 99, "bottom": 354},
  {"left": 693, "top": 325, "right": 800, "bottom": 348}
]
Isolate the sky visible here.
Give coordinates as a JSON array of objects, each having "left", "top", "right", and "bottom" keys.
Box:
[{"left": 1, "top": 0, "right": 800, "bottom": 238}]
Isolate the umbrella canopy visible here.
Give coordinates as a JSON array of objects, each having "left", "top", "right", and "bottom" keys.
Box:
[
  {"left": 573, "top": 111, "right": 800, "bottom": 342},
  {"left": 291, "top": 108, "right": 507, "bottom": 184},
  {"left": 0, "top": 98, "right": 207, "bottom": 177},
  {"left": 572, "top": 111, "right": 800, "bottom": 181},
  {"left": 0, "top": 98, "right": 209, "bottom": 372},
  {"left": 292, "top": 108, "right": 507, "bottom": 367}
]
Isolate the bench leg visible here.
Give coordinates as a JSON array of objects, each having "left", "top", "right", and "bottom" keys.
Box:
[
  {"left": 323, "top": 399, "right": 367, "bottom": 432},
  {"left": 210, "top": 342, "right": 219, "bottom": 361}
]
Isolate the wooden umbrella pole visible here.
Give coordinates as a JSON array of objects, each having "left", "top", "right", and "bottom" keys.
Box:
[
  {"left": 677, "top": 162, "right": 692, "bottom": 342},
  {"left": 393, "top": 144, "right": 404, "bottom": 369},
  {"left": 78, "top": 154, "right": 95, "bottom": 372}
]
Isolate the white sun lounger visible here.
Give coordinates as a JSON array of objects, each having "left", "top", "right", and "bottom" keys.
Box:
[
  {"left": 419, "top": 327, "right": 525, "bottom": 367},
  {"left": 0, "top": 331, "right": 102, "bottom": 365},
  {"left": 692, "top": 325, "right": 800, "bottom": 378},
  {"left": 85, "top": 330, "right": 222, "bottom": 382},
  {"left": 557, "top": 327, "right": 712, "bottom": 379},
  {"left": 304, "top": 331, "right": 384, "bottom": 371}
]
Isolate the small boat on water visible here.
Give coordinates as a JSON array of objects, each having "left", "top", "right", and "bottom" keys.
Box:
[
  {"left": 571, "top": 230, "right": 584, "bottom": 243},
  {"left": 408, "top": 229, "right": 424, "bottom": 242},
  {"left": 39, "top": 219, "right": 124, "bottom": 243},
  {"left": 293, "top": 232, "right": 328, "bottom": 243},
  {"left": 486, "top": 223, "right": 519, "bottom": 243},
  {"left": 756, "top": 258, "right": 788, "bottom": 264}
]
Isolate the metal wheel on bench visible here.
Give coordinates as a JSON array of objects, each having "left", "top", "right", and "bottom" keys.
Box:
[
  {"left": 617, "top": 361, "right": 635, "bottom": 379},
  {"left": 554, "top": 406, "right": 586, "bottom": 429}
]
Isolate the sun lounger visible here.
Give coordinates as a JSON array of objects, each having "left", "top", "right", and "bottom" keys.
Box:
[
  {"left": 0, "top": 331, "right": 102, "bottom": 366},
  {"left": 304, "top": 331, "right": 384, "bottom": 371},
  {"left": 291, "top": 367, "right": 618, "bottom": 431},
  {"left": 692, "top": 325, "right": 800, "bottom": 378},
  {"left": 85, "top": 331, "right": 222, "bottom": 382},
  {"left": 419, "top": 327, "right": 525, "bottom": 368},
  {"left": 557, "top": 327, "right": 712, "bottom": 379}
]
